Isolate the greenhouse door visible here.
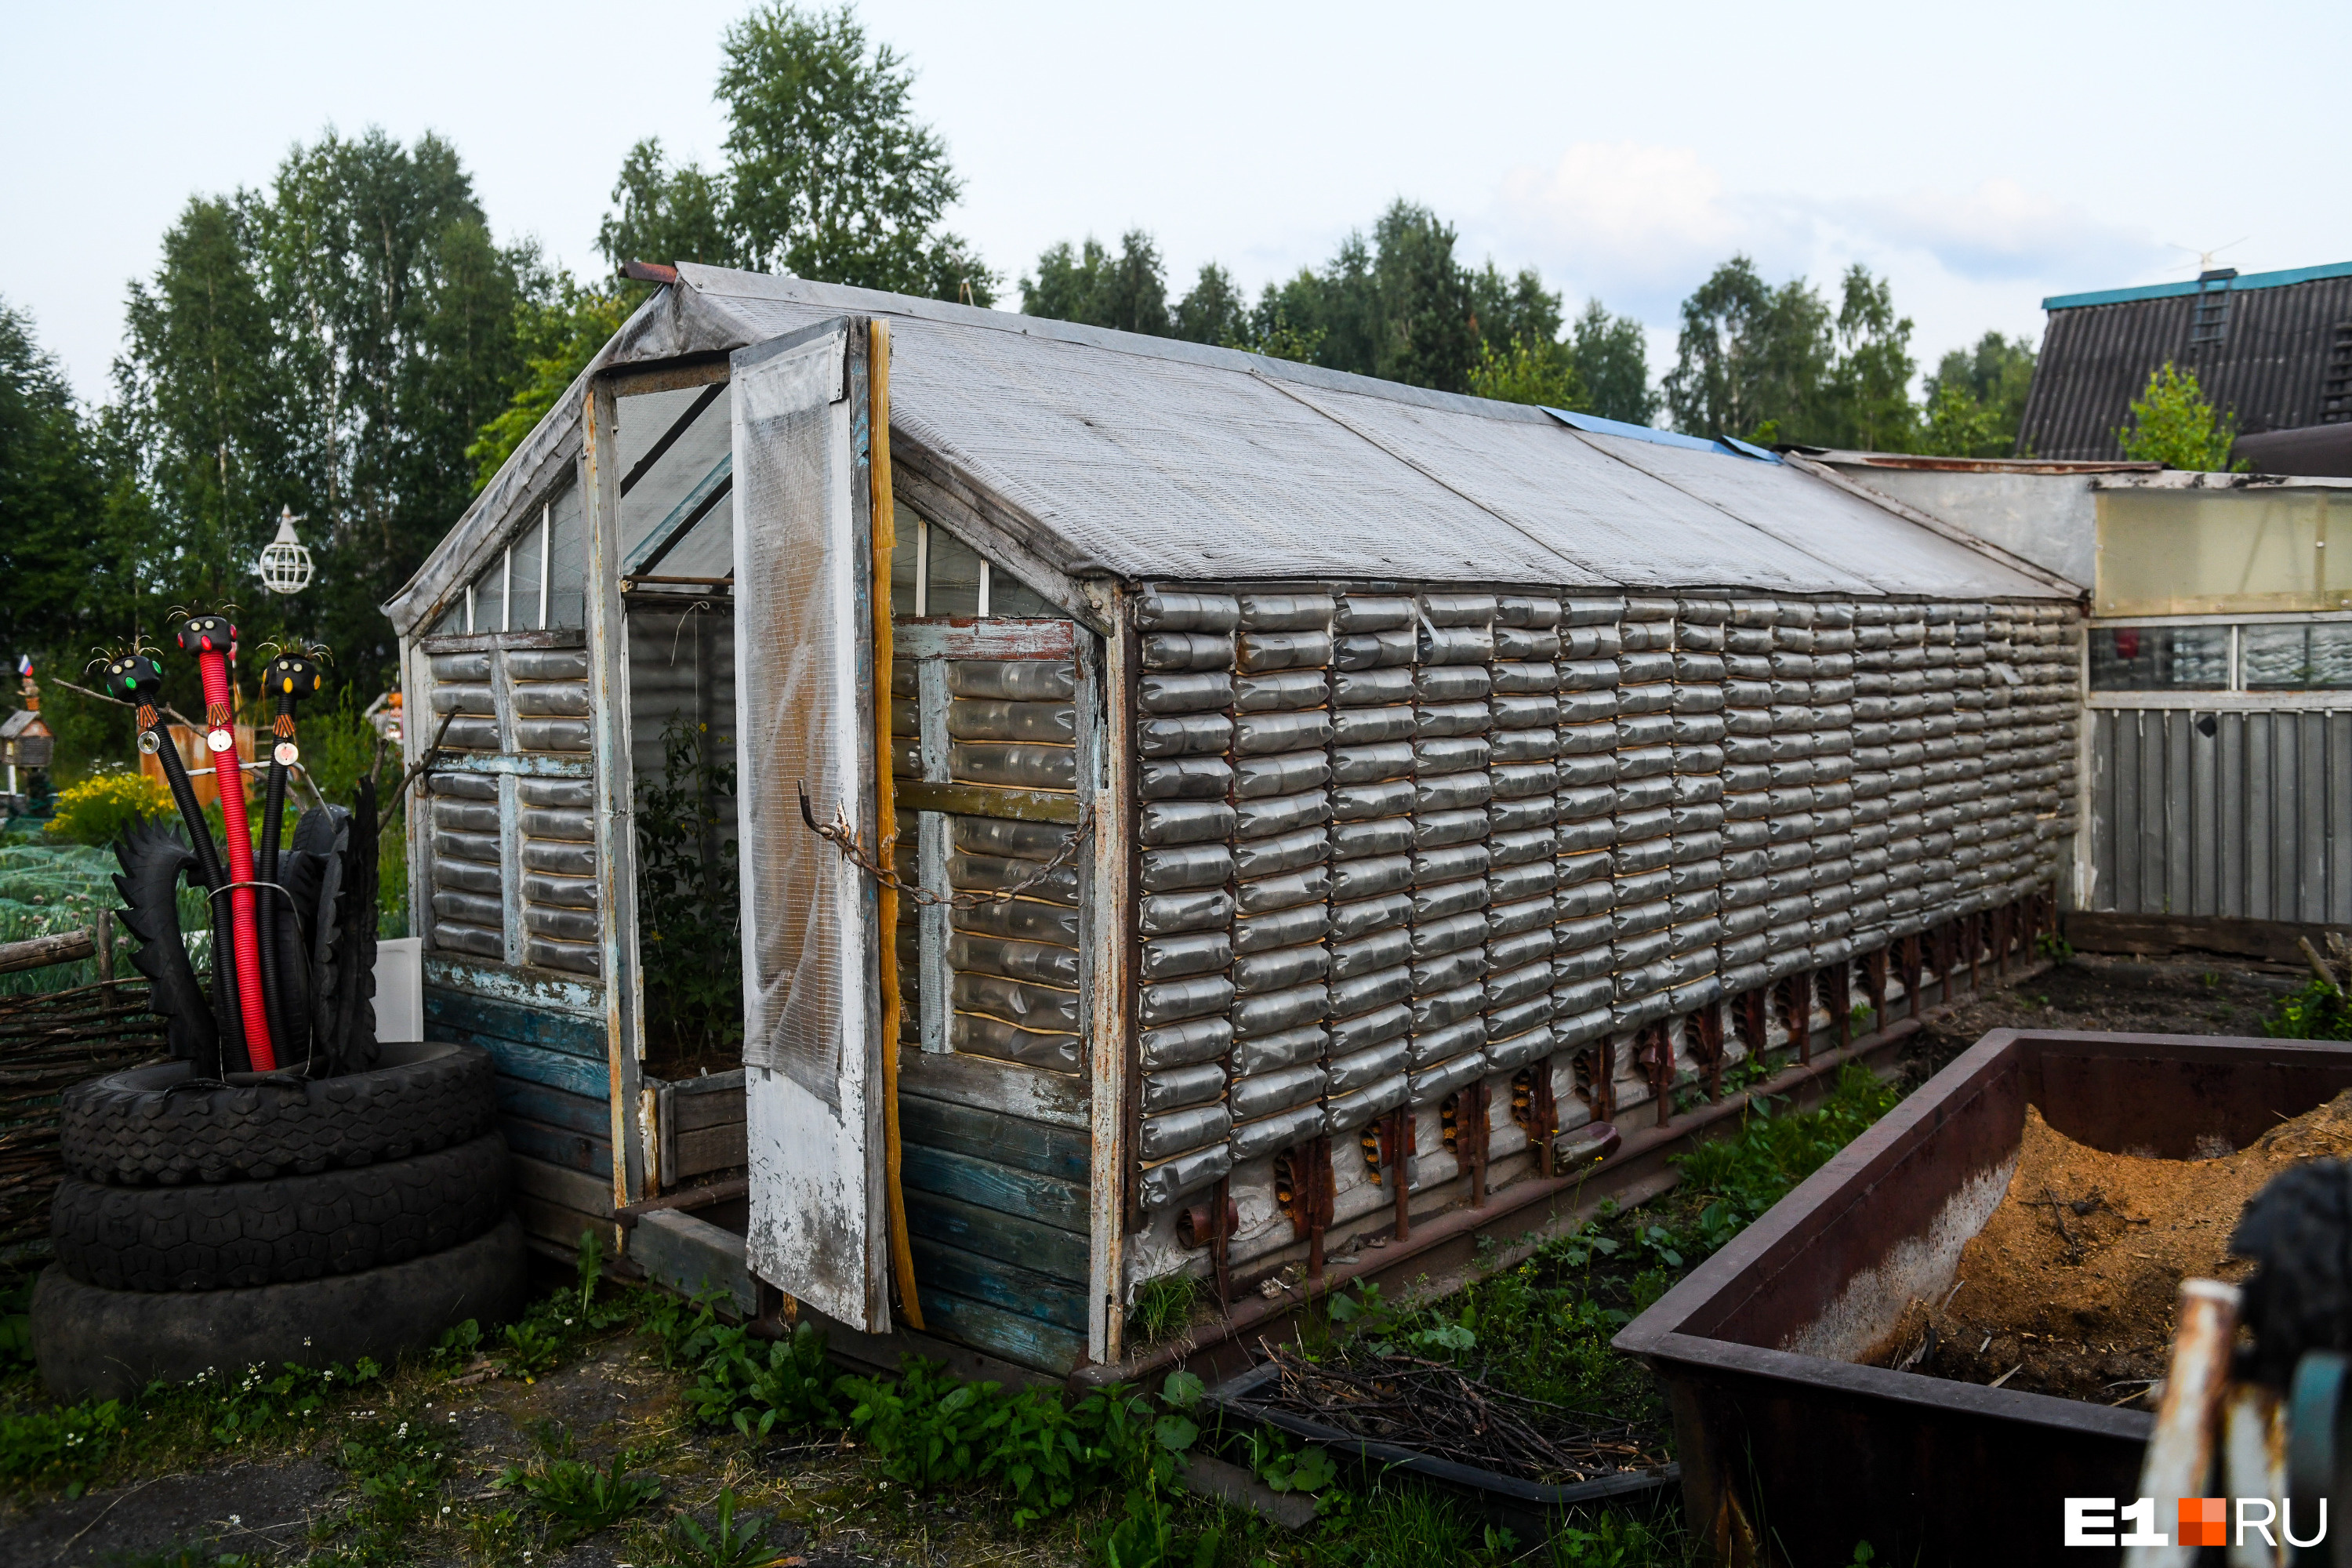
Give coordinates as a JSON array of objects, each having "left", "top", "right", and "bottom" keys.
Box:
[{"left": 729, "top": 318, "right": 891, "bottom": 1331}]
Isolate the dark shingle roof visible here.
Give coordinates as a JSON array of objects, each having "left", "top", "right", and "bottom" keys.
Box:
[{"left": 2019, "top": 263, "right": 2352, "bottom": 461}]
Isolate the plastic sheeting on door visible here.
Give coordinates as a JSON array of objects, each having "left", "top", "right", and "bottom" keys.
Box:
[
  {"left": 731, "top": 317, "right": 891, "bottom": 1332},
  {"left": 735, "top": 322, "right": 859, "bottom": 1096}
]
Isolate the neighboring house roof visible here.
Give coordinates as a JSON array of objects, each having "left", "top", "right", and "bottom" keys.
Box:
[
  {"left": 388, "top": 267, "right": 2071, "bottom": 636},
  {"left": 2018, "top": 263, "right": 2352, "bottom": 462}
]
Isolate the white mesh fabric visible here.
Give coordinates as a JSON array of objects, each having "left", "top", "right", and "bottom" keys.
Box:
[{"left": 732, "top": 324, "right": 861, "bottom": 1100}]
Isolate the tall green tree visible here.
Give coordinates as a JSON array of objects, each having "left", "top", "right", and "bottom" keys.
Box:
[
  {"left": 0, "top": 299, "right": 116, "bottom": 664},
  {"left": 1362, "top": 201, "right": 1479, "bottom": 392},
  {"left": 1918, "top": 332, "right": 2036, "bottom": 457},
  {"left": 597, "top": 137, "right": 742, "bottom": 278},
  {"left": 716, "top": 2, "right": 993, "bottom": 302},
  {"left": 1469, "top": 262, "right": 1563, "bottom": 355},
  {"left": 1247, "top": 202, "right": 1497, "bottom": 392},
  {"left": 1662, "top": 256, "right": 1834, "bottom": 444},
  {"left": 592, "top": 5, "right": 993, "bottom": 304},
  {"left": 1569, "top": 301, "right": 1656, "bottom": 425},
  {"left": 114, "top": 194, "right": 305, "bottom": 630},
  {"left": 1820, "top": 265, "right": 1918, "bottom": 452},
  {"left": 468, "top": 279, "right": 633, "bottom": 487},
  {"left": 118, "top": 130, "right": 545, "bottom": 697},
  {"left": 1018, "top": 232, "right": 1170, "bottom": 335},
  {"left": 1468, "top": 338, "right": 1584, "bottom": 408},
  {"left": 2116, "top": 362, "right": 2245, "bottom": 471},
  {"left": 1172, "top": 263, "right": 1247, "bottom": 347}
]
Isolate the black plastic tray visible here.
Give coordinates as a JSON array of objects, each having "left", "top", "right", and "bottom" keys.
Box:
[{"left": 1203, "top": 1359, "right": 1678, "bottom": 1538}]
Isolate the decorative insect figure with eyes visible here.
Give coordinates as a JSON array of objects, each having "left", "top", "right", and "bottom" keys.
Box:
[{"left": 84, "top": 622, "right": 379, "bottom": 1080}]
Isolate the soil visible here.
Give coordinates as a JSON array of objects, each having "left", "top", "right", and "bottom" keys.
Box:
[
  {"left": 1900, "top": 953, "right": 2305, "bottom": 1083},
  {"left": 1872, "top": 1090, "right": 2352, "bottom": 1405},
  {"left": 0, "top": 1456, "right": 345, "bottom": 1566},
  {"left": 0, "top": 1331, "right": 1016, "bottom": 1568}
]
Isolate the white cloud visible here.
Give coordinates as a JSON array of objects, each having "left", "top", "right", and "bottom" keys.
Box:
[
  {"left": 1840, "top": 178, "right": 2158, "bottom": 283},
  {"left": 1482, "top": 141, "right": 1810, "bottom": 320},
  {"left": 1495, "top": 143, "right": 1737, "bottom": 272},
  {"left": 1476, "top": 142, "right": 2175, "bottom": 382}
]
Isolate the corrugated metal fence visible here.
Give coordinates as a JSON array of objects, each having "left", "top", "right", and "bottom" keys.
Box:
[{"left": 2088, "top": 706, "right": 2352, "bottom": 922}]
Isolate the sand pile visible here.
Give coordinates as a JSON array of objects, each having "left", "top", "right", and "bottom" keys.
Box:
[{"left": 1872, "top": 1090, "right": 2352, "bottom": 1404}]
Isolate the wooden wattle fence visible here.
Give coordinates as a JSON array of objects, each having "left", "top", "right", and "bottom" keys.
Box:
[{"left": 0, "top": 922, "right": 166, "bottom": 1254}]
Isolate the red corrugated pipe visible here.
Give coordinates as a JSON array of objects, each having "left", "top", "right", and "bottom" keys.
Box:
[{"left": 180, "top": 615, "right": 275, "bottom": 1072}]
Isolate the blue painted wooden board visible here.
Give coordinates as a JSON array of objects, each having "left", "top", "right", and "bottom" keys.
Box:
[
  {"left": 898, "top": 1092, "right": 1090, "bottom": 1185},
  {"left": 474, "top": 1036, "right": 608, "bottom": 1100},
  {"left": 916, "top": 1286, "right": 1085, "bottom": 1375},
  {"left": 909, "top": 1235, "right": 1090, "bottom": 1334},
  {"left": 495, "top": 1079, "right": 612, "bottom": 1141},
  {"left": 902, "top": 1189, "right": 1088, "bottom": 1283},
  {"left": 501, "top": 1115, "right": 612, "bottom": 1177},
  {"left": 426, "top": 986, "right": 606, "bottom": 1059},
  {"left": 900, "top": 1145, "right": 1087, "bottom": 1235}
]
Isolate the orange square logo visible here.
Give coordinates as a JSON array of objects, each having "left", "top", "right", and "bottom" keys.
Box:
[{"left": 2178, "top": 1497, "right": 2227, "bottom": 1548}]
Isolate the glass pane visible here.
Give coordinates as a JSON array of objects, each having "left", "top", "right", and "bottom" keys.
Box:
[
  {"left": 989, "top": 562, "right": 1060, "bottom": 619},
  {"left": 510, "top": 514, "right": 544, "bottom": 630},
  {"left": 470, "top": 556, "right": 508, "bottom": 633},
  {"left": 2244, "top": 622, "right": 2352, "bottom": 689},
  {"left": 618, "top": 383, "right": 733, "bottom": 561},
  {"left": 927, "top": 525, "right": 983, "bottom": 618},
  {"left": 2096, "top": 488, "right": 2343, "bottom": 616},
  {"left": 2088, "top": 626, "right": 2229, "bottom": 691},
  {"left": 658, "top": 506, "right": 733, "bottom": 579},
  {"left": 546, "top": 481, "right": 587, "bottom": 629},
  {"left": 891, "top": 515, "right": 920, "bottom": 619}
]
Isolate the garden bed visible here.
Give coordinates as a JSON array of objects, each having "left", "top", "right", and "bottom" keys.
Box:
[{"left": 1196, "top": 1058, "right": 1905, "bottom": 1542}]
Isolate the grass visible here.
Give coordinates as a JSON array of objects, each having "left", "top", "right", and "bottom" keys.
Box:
[{"left": 1130, "top": 1271, "right": 1203, "bottom": 1348}]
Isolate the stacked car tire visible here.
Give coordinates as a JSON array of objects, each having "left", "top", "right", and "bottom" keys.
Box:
[{"left": 33, "top": 1041, "right": 528, "bottom": 1400}]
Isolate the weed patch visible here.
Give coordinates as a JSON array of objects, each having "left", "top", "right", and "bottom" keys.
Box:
[
  {"left": 2267, "top": 978, "right": 2352, "bottom": 1041},
  {"left": 498, "top": 1451, "right": 663, "bottom": 1544}
]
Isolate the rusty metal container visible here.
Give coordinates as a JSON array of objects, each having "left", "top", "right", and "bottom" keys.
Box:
[{"left": 1616, "top": 1028, "right": 2352, "bottom": 1566}]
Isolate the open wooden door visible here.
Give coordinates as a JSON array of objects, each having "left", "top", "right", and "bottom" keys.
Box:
[{"left": 729, "top": 317, "right": 891, "bottom": 1330}]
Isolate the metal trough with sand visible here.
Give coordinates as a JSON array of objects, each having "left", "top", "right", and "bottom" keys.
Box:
[{"left": 1614, "top": 1027, "right": 2352, "bottom": 1567}]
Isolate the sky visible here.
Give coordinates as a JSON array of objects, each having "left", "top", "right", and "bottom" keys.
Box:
[{"left": 5, "top": 0, "right": 2347, "bottom": 407}]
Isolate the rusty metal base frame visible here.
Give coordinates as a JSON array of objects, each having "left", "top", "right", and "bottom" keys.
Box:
[{"left": 1073, "top": 956, "right": 2052, "bottom": 1396}]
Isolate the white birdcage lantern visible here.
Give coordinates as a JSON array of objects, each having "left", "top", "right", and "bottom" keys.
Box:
[{"left": 256, "top": 506, "right": 314, "bottom": 594}]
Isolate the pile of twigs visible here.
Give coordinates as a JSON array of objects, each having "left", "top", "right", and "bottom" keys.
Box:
[
  {"left": 0, "top": 980, "right": 165, "bottom": 1253},
  {"left": 1251, "top": 1343, "right": 1670, "bottom": 1486}
]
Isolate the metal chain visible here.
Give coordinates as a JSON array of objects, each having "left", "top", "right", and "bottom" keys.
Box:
[{"left": 796, "top": 780, "right": 1091, "bottom": 909}]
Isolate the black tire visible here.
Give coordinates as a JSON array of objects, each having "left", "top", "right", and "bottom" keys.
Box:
[
  {"left": 60, "top": 1040, "right": 496, "bottom": 1185},
  {"left": 53, "top": 1132, "right": 510, "bottom": 1292},
  {"left": 32, "top": 1212, "right": 528, "bottom": 1403}
]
